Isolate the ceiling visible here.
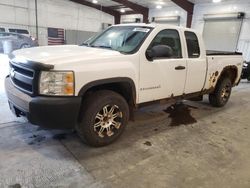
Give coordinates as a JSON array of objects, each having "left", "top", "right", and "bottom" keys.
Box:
[
  {"left": 85, "top": 0, "right": 174, "bottom": 9},
  {"left": 85, "top": 0, "right": 120, "bottom": 7},
  {"left": 71, "top": 0, "right": 226, "bottom": 25},
  {"left": 83, "top": 0, "right": 226, "bottom": 10}
]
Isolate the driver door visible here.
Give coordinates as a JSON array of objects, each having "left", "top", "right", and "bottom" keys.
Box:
[{"left": 139, "top": 29, "right": 187, "bottom": 103}]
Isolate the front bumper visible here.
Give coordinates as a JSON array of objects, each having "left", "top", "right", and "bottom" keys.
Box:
[{"left": 5, "top": 76, "right": 81, "bottom": 129}]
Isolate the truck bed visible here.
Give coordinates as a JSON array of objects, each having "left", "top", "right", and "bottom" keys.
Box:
[
  {"left": 204, "top": 52, "right": 243, "bottom": 91},
  {"left": 206, "top": 50, "right": 242, "bottom": 56}
]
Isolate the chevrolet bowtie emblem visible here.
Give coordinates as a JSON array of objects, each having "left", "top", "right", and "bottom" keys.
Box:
[{"left": 10, "top": 68, "right": 15, "bottom": 78}]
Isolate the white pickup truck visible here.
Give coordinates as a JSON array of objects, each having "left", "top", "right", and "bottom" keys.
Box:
[{"left": 5, "top": 24, "right": 243, "bottom": 146}]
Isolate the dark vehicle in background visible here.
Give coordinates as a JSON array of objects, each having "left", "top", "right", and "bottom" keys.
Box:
[
  {"left": 0, "top": 27, "right": 31, "bottom": 37},
  {"left": 0, "top": 32, "right": 38, "bottom": 53},
  {"left": 241, "top": 61, "right": 250, "bottom": 81}
]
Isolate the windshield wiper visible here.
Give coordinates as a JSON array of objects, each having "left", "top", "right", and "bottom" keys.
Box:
[
  {"left": 81, "top": 42, "right": 90, "bottom": 46},
  {"left": 90, "top": 45, "right": 112, "bottom": 49}
]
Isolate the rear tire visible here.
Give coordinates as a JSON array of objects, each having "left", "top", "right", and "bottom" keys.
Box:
[
  {"left": 76, "top": 90, "right": 129, "bottom": 147},
  {"left": 20, "top": 43, "right": 30, "bottom": 49},
  {"left": 209, "top": 77, "right": 232, "bottom": 107}
]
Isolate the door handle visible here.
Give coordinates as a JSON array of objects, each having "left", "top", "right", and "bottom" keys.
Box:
[{"left": 175, "top": 66, "right": 186, "bottom": 70}]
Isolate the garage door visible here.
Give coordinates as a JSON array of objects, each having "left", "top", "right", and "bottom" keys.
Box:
[
  {"left": 121, "top": 18, "right": 141, "bottom": 24},
  {"left": 203, "top": 13, "right": 244, "bottom": 52},
  {"left": 152, "top": 16, "right": 180, "bottom": 26}
]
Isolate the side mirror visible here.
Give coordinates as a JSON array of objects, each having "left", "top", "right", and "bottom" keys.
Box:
[{"left": 146, "top": 45, "right": 173, "bottom": 61}]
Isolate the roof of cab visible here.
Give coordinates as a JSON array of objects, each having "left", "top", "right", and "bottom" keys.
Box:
[{"left": 112, "top": 23, "right": 198, "bottom": 33}]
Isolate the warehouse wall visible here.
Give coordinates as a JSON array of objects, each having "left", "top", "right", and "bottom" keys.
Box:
[
  {"left": 0, "top": 0, "right": 114, "bottom": 45},
  {"left": 192, "top": 0, "right": 250, "bottom": 61}
]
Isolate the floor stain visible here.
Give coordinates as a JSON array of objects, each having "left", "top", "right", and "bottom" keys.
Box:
[
  {"left": 53, "top": 134, "right": 67, "bottom": 141},
  {"left": 28, "top": 135, "right": 46, "bottom": 145},
  {"left": 29, "top": 135, "right": 37, "bottom": 139},
  {"left": 185, "top": 104, "right": 199, "bottom": 109},
  {"left": 164, "top": 103, "right": 197, "bottom": 126},
  {"left": 8, "top": 184, "right": 21, "bottom": 188},
  {"left": 144, "top": 141, "right": 152, "bottom": 146}
]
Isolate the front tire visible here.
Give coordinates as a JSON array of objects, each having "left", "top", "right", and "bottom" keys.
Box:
[
  {"left": 209, "top": 77, "right": 232, "bottom": 107},
  {"left": 76, "top": 90, "right": 129, "bottom": 147}
]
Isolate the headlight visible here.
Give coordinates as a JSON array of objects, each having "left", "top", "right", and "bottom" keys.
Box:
[{"left": 39, "top": 71, "right": 74, "bottom": 96}]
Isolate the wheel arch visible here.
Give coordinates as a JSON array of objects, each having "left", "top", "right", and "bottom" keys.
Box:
[
  {"left": 20, "top": 43, "right": 29, "bottom": 49},
  {"left": 217, "top": 65, "right": 238, "bottom": 86},
  {"left": 78, "top": 77, "right": 137, "bottom": 107}
]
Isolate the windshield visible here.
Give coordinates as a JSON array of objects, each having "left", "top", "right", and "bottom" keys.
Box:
[{"left": 84, "top": 26, "right": 152, "bottom": 53}]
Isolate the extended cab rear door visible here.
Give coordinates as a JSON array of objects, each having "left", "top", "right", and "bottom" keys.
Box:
[
  {"left": 183, "top": 31, "right": 207, "bottom": 94},
  {"left": 139, "top": 28, "right": 187, "bottom": 103}
]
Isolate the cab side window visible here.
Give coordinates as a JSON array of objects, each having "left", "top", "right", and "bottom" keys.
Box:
[
  {"left": 185, "top": 31, "right": 200, "bottom": 58},
  {"left": 148, "top": 29, "right": 182, "bottom": 59}
]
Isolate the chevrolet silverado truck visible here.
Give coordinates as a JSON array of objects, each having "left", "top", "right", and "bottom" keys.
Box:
[{"left": 5, "top": 24, "right": 243, "bottom": 147}]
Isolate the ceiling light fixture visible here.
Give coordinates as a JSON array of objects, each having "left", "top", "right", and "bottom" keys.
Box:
[
  {"left": 156, "top": 1, "right": 165, "bottom": 5},
  {"left": 92, "top": 0, "right": 98, "bottom": 4},
  {"left": 156, "top": 5, "right": 162, "bottom": 9},
  {"left": 120, "top": 9, "right": 126, "bottom": 13},
  {"left": 212, "top": 0, "right": 221, "bottom": 3},
  {"left": 232, "top": 6, "right": 237, "bottom": 10}
]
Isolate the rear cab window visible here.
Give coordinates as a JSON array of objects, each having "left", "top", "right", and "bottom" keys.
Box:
[
  {"left": 185, "top": 31, "right": 200, "bottom": 58},
  {"left": 0, "top": 28, "right": 5, "bottom": 32}
]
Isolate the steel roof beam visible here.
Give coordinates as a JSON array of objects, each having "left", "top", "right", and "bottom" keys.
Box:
[
  {"left": 70, "top": 0, "right": 121, "bottom": 24},
  {"left": 121, "top": 11, "right": 137, "bottom": 15},
  {"left": 111, "top": 0, "right": 149, "bottom": 23},
  {"left": 171, "top": 0, "right": 194, "bottom": 28}
]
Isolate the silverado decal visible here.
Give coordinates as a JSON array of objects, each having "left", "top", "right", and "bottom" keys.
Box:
[{"left": 140, "top": 85, "right": 161, "bottom": 91}]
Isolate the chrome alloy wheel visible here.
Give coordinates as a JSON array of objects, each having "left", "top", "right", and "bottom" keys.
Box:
[
  {"left": 94, "top": 105, "right": 123, "bottom": 138},
  {"left": 221, "top": 84, "right": 231, "bottom": 102}
]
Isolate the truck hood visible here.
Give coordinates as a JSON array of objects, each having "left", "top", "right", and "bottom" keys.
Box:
[{"left": 12, "top": 45, "right": 122, "bottom": 65}]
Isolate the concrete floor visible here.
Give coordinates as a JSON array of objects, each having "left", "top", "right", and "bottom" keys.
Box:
[{"left": 1, "top": 55, "right": 250, "bottom": 187}]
